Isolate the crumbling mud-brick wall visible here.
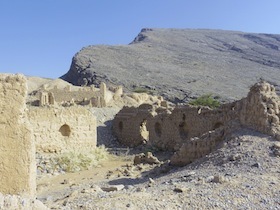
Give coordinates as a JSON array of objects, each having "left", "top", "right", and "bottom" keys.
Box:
[
  {"left": 113, "top": 81, "right": 280, "bottom": 166},
  {"left": 113, "top": 104, "right": 155, "bottom": 147},
  {"left": 0, "top": 74, "right": 36, "bottom": 197},
  {"left": 113, "top": 102, "right": 238, "bottom": 151},
  {"left": 170, "top": 127, "right": 226, "bottom": 165},
  {"left": 239, "top": 82, "right": 280, "bottom": 138},
  {"left": 28, "top": 106, "right": 97, "bottom": 153},
  {"left": 172, "top": 82, "right": 280, "bottom": 165},
  {"left": 146, "top": 105, "right": 236, "bottom": 151},
  {"left": 170, "top": 121, "right": 241, "bottom": 166}
]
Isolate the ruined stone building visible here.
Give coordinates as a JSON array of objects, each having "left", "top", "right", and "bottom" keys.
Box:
[
  {"left": 28, "top": 78, "right": 166, "bottom": 155},
  {"left": 32, "top": 79, "right": 166, "bottom": 109},
  {"left": 113, "top": 81, "right": 280, "bottom": 166},
  {"left": 35, "top": 82, "right": 122, "bottom": 108},
  {"left": 39, "top": 91, "right": 55, "bottom": 106}
]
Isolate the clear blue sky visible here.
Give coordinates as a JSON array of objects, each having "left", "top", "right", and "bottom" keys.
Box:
[{"left": 0, "top": 0, "right": 279, "bottom": 78}]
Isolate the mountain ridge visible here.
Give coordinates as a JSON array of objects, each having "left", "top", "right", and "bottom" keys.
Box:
[{"left": 61, "top": 28, "right": 280, "bottom": 103}]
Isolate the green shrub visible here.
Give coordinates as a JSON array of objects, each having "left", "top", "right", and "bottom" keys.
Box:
[
  {"left": 133, "top": 87, "right": 149, "bottom": 93},
  {"left": 189, "top": 94, "right": 220, "bottom": 109},
  {"left": 132, "top": 87, "right": 154, "bottom": 95}
]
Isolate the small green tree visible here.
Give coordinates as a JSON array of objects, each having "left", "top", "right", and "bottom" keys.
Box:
[{"left": 189, "top": 94, "right": 220, "bottom": 109}]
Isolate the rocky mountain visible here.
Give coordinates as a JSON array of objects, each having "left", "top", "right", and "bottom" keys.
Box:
[{"left": 61, "top": 28, "right": 280, "bottom": 103}]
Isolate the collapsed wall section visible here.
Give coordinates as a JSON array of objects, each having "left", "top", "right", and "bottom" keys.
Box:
[
  {"left": 113, "top": 102, "right": 241, "bottom": 151},
  {"left": 28, "top": 106, "right": 97, "bottom": 153},
  {"left": 147, "top": 105, "right": 237, "bottom": 151},
  {"left": 239, "top": 82, "right": 280, "bottom": 139},
  {"left": 113, "top": 81, "right": 280, "bottom": 166},
  {"left": 171, "top": 82, "right": 280, "bottom": 165},
  {"left": 0, "top": 74, "right": 36, "bottom": 197},
  {"left": 170, "top": 127, "right": 226, "bottom": 166}
]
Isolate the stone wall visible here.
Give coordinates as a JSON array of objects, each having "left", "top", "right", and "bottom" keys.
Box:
[
  {"left": 113, "top": 104, "right": 155, "bottom": 147},
  {"left": 171, "top": 82, "right": 280, "bottom": 165},
  {"left": 0, "top": 74, "right": 36, "bottom": 197},
  {"left": 28, "top": 106, "right": 97, "bottom": 153},
  {"left": 113, "top": 81, "right": 280, "bottom": 166},
  {"left": 113, "top": 103, "right": 235, "bottom": 150}
]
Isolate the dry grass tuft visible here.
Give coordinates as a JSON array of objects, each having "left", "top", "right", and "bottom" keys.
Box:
[{"left": 55, "top": 145, "right": 110, "bottom": 172}]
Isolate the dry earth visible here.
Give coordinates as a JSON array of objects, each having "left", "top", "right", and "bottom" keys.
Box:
[{"left": 36, "top": 106, "right": 280, "bottom": 210}]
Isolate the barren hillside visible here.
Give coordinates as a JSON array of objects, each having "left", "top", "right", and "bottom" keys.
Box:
[{"left": 61, "top": 28, "right": 280, "bottom": 103}]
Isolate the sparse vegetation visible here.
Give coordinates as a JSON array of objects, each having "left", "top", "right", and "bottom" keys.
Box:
[
  {"left": 55, "top": 145, "right": 110, "bottom": 172},
  {"left": 133, "top": 87, "right": 154, "bottom": 95},
  {"left": 133, "top": 87, "right": 149, "bottom": 93},
  {"left": 189, "top": 94, "right": 220, "bottom": 109}
]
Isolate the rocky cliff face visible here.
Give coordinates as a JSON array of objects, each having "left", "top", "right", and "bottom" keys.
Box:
[{"left": 61, "top": 28, "right": 280, "bottom": 103}]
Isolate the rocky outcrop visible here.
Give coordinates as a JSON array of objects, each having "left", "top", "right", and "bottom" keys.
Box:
[{"left": 61, "top": 28, "right": 280, "bottom": 103}]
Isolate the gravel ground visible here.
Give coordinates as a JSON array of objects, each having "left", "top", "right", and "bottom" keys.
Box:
[
  {"left": 41, "top": 128, "right": 280, "bottom": 210},
  {"left": 91, "top": 107, "right": 123, "bottom": 148}
]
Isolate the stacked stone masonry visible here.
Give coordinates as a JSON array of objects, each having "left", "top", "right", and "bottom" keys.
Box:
[{"left": 113, "top": 81, "right": 280, "bottom": 166}]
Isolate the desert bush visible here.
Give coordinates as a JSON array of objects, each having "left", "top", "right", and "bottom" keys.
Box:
[
  {"left": 132, "top": 87, "right": 154, "bottom": 95},
  {"left": 92, "top": 145, "right": 110, "bottom": 161},
  {"left": 189, "top": 94, "right": 220, "bottom": 109},
  {"left": 133, "top": 87, "right": 149, "bottom": 93},
  {"left": 55, "top": 145, "right": 110, "bottom": 173}
]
